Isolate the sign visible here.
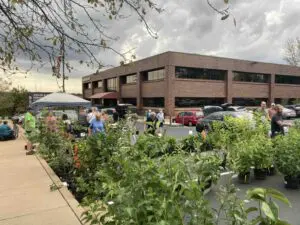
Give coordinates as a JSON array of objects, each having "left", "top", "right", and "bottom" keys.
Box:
[{"left": 28, "top": 92, "right": 51, "bottom": 105}]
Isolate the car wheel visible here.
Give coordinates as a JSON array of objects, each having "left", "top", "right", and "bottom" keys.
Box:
[{"left": 188, "top": 121, "right": 193, "bottom": 127}]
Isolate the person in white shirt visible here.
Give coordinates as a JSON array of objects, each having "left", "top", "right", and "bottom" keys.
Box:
[
  {"left": 86, "top": 109, "right": 95, "bottom": 125},
  {"left": 156, "top": 109, "right": 164, "bottom": 134}
]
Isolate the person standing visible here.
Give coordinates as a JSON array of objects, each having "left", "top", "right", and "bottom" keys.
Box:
[
  {"left": 88, "top": 112, "right": 105, "bottom": 136},
  {"left": 86, "top": 108, "right": 95, "bottom": 125},
  {"left": 145, "top": 112, "right": 161, "bottom": 135},
  {"left": 24, "top": 107, "right": 36, "bottom": 155},
  {"left": 271, "top": 104, "right": 291, "bottom": 138},
  {"left": 45, "top": 111, "right": 57, "bottom": 132},
  {"left": 256, "top": 101, "right": 270, "bottom": 121},
  {"left": 268, "top": 103, "right": 276, "bottom": 120},
  {"left": 156, "top": 109, "right": 164, "bottom": 134}
]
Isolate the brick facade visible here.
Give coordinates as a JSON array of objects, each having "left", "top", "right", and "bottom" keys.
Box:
[{"left": 82, "top": 51, "right": 300, "bottom": 116}]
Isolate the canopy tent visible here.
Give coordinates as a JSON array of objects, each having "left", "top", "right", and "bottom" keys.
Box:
[{"left": 31, "top": 92, "right": 91, "bottom": 109}]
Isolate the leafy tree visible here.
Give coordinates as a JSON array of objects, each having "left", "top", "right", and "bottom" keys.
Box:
[
  {"left": 0, "top": 0, "right": 162, "bottom": 74},
  {"left": 283, "top": 37, "right": 300, "bottom": 66},
  {"left": 0, "top": 87, "right": 28, "bottom": 116}
]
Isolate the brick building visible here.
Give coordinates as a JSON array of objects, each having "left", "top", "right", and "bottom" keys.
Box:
[{"left": 82, "top": 51, "right": 300, "bottom": 116}]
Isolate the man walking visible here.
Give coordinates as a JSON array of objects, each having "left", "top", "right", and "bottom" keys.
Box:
[{"left": 24, "top": 107, "right": 36, "bottom": 155}]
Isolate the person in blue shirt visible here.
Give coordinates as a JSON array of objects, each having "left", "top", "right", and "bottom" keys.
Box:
[
  {"left": 0, "top": 121, "right": 15, "bottom": 140},
  {"left": 88, "top": 112, "right": 105, "bottom": 136}
]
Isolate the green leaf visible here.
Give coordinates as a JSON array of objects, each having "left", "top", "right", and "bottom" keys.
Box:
[
  {"left": 266, "top": 188, "right": 291, "bottom": 207},
  {"left": 224, "top": 0, "right": 229, "bottom": 3},
  {"left": 269, "top": 200, "right": 279, "bottom": 220},
  {"left": 261, "top": 202, "right": 275, "bottom": 221},
  {"left": 246, "top": 207, "right": 258, "bottom": 214}
]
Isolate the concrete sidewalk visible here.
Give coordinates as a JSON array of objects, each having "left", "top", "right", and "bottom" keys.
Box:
[{"left": 0, "top": 138, "right": 83, "bottom": 225}]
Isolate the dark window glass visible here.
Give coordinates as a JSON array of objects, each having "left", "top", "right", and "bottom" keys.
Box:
[
  {"left": 175, "top": 67, "right": 226, "bottom": 80},
  {"left": 143, "top": 98, "right": 164, "bottom": 107},
  {"left": 144, "top": 69, "right": 165, "bottom": 81},
  {"left": 107, "top": 78, "right": 118, "bottom": 91},
  {"left": 83, "top": 83, "right": 89, "bottom": 89},
  {"left": 275, "top": 98, "right": 297, "bottom": 105},
  {"left": 185, "top": 112, "right": 194, "bottom": 116},
  {"left": 233, "top": 72, "right": 269, "bottom": 83},
  {"left": 275, "top": 75, "right": 300, "bottom": 85},
  {"left": 122, "top": 98, "right": 137, "bottom": 106},
  {"left": 232, "top": 98, "right": 268, "bottom": 106},
  {"left": 125, "top": 75, "right": 137, "bottom": 84},
  {"left": 175, "top": 98, "right": 225, "bottom": 108}
]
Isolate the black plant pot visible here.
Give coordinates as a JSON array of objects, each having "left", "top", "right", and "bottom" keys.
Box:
[
  {"left": 254, "top": 168, "right": 267, "bottom": 180},
  {"left": 284, "top": 176, "right": 300, "bottom": 189},
  {"left": 238, "top": 172, "right": 251, "bottom": 184},
  {"left": 267, "top": 166, "right": 276, "bottom": 176}
]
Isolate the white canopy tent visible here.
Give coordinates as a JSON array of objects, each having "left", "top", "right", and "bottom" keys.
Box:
[{"left": 31, "top": 92, "right": 91, "bottom": 109}]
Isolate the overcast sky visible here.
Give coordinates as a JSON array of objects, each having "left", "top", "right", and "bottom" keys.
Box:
[{"left": 7, "top": 0, "right": 300, "bottom": 93}]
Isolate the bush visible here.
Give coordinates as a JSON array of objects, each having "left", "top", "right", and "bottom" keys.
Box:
[{"left": 274, "top": 128, "right": 300, "bottom": 178}]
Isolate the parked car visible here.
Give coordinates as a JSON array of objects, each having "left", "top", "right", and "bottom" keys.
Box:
[
  {"left": 227, "top": 106, "right": 247, "bottom": 112},
  {"left": 282, "top": 107, "right": 296, "bottom": 119},
  {"left": 203, "top": 106, "right": 223, "bottom": 116},
  {"left": 285, "top": 105, "right": 300, "bottom": 117},
  {"left": 197, "top": 111, "right": 253, "bottom": 129},
  {"left": 116, "top": 104, "right": 137, "bottom": 119},
  {"left": 175, "top": 111, "right": 204, "bottom": 126}
]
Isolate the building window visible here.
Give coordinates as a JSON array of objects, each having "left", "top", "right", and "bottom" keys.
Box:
[
  {"left": 88, "top": 83, "right": 92, "bottom": 89},
  {"left": 233, "top": 72, "right": 269, "bottom": 83},
  {"left": 107, "top": 78, "right": 118, "bottom": 91},
  {"left": 275, "top": 98, "right": 300, "bottom": 105},
  {"left": 232, "top": 98, "right": 268, "bottom": 106},
  {"left": 125, "top": 74, "right": 137, "bottom": 84},
  {"left": 122, "top": 98, "right": 137, "bottom": 106},
  {"left": 275, "top": 75, "right": 300, "bottom": 85},
  {"left": 97, "top": 81, "right": 103, "bottom": 88},
  {"left": 145, "top": 69, "right": 165, "bottom": 81},
  {"left": 143, "top": 98, "right": 164, "bottom": 107},
  {"left": 175, "top": 98, "right": 225, "bottom": 108},
  {"left": 175, "top": 67, "right": 226, "bottom": 80},
  {"left": 83, "top": 83, "right": 89, "bottom": 89}
]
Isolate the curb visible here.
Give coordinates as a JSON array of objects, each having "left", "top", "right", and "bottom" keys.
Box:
[{"left": 35, "top": 155, "right": 86, "bottom": 225}]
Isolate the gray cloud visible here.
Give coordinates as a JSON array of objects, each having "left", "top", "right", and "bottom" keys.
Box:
[{"left": 8, "top": 0, "right": 300, "bottom": 92}]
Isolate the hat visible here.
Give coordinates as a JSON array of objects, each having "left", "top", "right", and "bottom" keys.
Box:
[{"left": 271, "top": 103, "right": 275, "bottom": 106}]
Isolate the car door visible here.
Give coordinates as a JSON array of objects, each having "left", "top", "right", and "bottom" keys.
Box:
[
  {"left": 184, "top": 112, "right": 194, "bottom": 125},
  {"left": 176, "top": 112, "right": 184, "bottom": 124}
]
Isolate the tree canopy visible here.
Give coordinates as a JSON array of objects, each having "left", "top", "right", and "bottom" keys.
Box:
[
  {"left": 284, "top": 37, "right": 300, "bottom": 67},
  {"left": 0, "top": 0, "right": 162, "bottom": 74}
]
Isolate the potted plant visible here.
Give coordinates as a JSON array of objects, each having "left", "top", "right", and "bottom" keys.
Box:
[
  {"left": 229, "top": 139, "right": 254, "bottom": 184},
  {"left": 274, "top": 129, "right": 300, "bottom": 189},
  {"left": 252, "top": 135, "right": 273, "bottom": 180}
]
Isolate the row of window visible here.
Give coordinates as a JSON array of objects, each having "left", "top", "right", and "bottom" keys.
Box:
[
  {"left": 84, "top": 67, "right": 300, "bottom": 89},
  {"left": 122, "top": 97, "right": 273, "bottom": 107},
  {"left": 95, "top": 97, "right": 300, "bottom": 108}
]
